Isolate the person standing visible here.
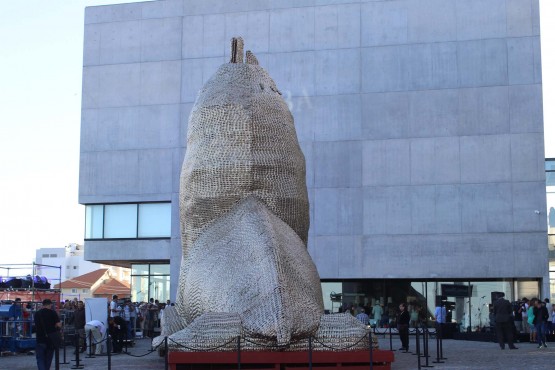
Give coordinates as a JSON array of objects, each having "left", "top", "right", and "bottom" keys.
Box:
[
  {"left": 493, "top": 293, "right": 517, "bottom": 350},
  {"left": 527, "top": 298, "right": 537, "bottom": 343},
  {"left": 34, "top": 299, "right": 61, "bottom": 370},
  {"left": 533, "top": 300, "right": 549, "bottom": 348},
  {"left": 397, "top": 303, "right": 410, "bottom": 351},
  {"left": 356, "top": 308, "right": 369, "bottom": 325},
  {"left": 73, "top": 301, "right": 86, "bottom": 353},
  {"left": 372, "top": 302, "right": 383, "bottom": 328},
  {"left": 545, "top": 299, "right": 553, "bottom": 335},
  {"left": 110, "top": 295, "right": 120, "bottom": 318}
]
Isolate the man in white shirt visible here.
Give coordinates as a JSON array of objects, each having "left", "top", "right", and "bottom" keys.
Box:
[
  {"left": 110, "top": 295, "right": 120, "bottom": 318},
  {"left": 84, "top": 320, "right": 106, "bottom": 354}
]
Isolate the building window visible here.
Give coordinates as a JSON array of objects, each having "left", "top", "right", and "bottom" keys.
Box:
[
  {"left": 73, "top": 266, "right": 77, "bottom": 270},
  {"left": 42, "top": 254, "right": 49, "bottom": 258},
  {"left": 49, "top": 254, "right": 57, "bottom": 257},
  {"left": 84, "top": 202, "right": 171, "bottom": 240},
  {"left": 71, "top": 289, "right": 77, "bottom": 293},
  {"left": 131, "top": 264, "right": 170, "bottom": 303},
  {"left": 82, "top": 289, "right": 88, "bottom": 293}
]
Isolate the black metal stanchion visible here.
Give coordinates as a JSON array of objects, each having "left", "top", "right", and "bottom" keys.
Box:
[
  {"left": 60, "top": 334, "right": 70, "bottom": 365},
  {"left": 415, "top": 326, "right": 421, "bottom": 370},
  {"left": 71, "top": 332, "right": 84, "bottom": 369},
  {"left": 55, "top": 346, "right": 60, "bottom": 370},
  {"left": 107, "top": 336, "right": 112, "bottom": 370},
  {"left": 236, "top": 336, "right": 241, "bottom": 370},
  {"left": 86, "top": 331, "right": 95, "bottom": 358},
  {"left": 124, "top": 330, "right": 128, "bottom": 354},
  {"left": 388, "top": 326, "right": 396, "bottom": 351},
  {"left": 164, "top": 336, "right": 169, "bottom": 370},
  {"left": 439, "top": 323, "right": 446, "bottom": 360},
  {"left": 368, "top": 333, "right": 374, "bottom": 370},
  {"left": 432, "top": 324, "right": 444, "bottom": 364},
  {"left": 421, "top": 325, "right": 433, "bottom": 368},
  {"left": 308, "top": 336, "right": 313, "bottom": 370}
]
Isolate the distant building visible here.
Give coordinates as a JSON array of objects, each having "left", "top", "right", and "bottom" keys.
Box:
[
  {"left": 35, "top": 244, "right": 131, "bottom": 288},
  {"left": 54, "top": 268, "right": 130, "bottom": 301}
]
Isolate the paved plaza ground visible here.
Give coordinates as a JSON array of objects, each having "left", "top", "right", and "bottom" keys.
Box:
[{"left": 1, "top": 336, "right": 554, "bottom": 370}]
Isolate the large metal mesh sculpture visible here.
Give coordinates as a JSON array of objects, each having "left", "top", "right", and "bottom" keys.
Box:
[{"left": 157, "top": 38, "right": 375, "bottom": 351}]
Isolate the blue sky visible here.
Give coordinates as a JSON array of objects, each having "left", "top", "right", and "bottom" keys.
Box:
[{"left": 0, "top": 0, "right": 553, "bottom": 266}]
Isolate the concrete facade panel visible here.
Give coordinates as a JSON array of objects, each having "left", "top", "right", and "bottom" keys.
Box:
[
  {"left": 313, "top": 141, "right": 362, "bottom": 187},
  {"left": 512, "top": 182, "right": 549, "bottom": 232},
  {"left": 509, "top": 84, "right": 544, "bottom": 133},
  {"left": 361, "top": 92, "right": 409, "bottom": 140},
  {"left": 455, "top": 0, "right": 506, "bottom": 40},
  {"left": 138, "top": 149, "right": 174, "bottom": 194},
  {"left": 182, "top": 16, "right": 204, "bottom": 58},
  {"left": 362, "top": 139, "right": 411, "bottom": 186},
  {"left": 269, "top": 7, "right": 315, "bottom": 52},
  {"left": 314, "top": 188, "right": 362, "bottom": 236},
  {"left": 142, "top": 0, "right": 184, "bottom": 19},
  {"left": 457, "top": 39, "right": 508, "bottom": 87},
  {"left": 141, "top": 17, "right": 183, "bottom": 62},
  {"left": 410, "top": 137, "right": 460, "bottom": 185},
  {"left": 140, "top": 61, "right": 182, "bottom": 105},
  {"left": 510, "top": 133, "right": 545, "bottom": 182},
  {"left": 202, "top": 14, "right": 226, "bottom": 57},
  {"left": 312, "top": 94, "right": 362, "bottom": 141},
  {"left": 225, "top": 11, "right": 270, "bottom": 56},
  {"left": 458, "top": 86, "right": 510, "bottom": 136},
  {"left": 407, "top": 43, "right": 458, "bottom": 90},
  {"left": 85, "top": 239, "right": 171, "bottom": 265},
  {"left": 83, "top": 24, "right": 100, "bottom": 66},
  {"left": 506, "top": 0, "right": 535, "bottom": 37},
  {"left": 361, "top": 1, "right": 408, "bottom": 47},
  {"left": 408, "top": 89, "right": 459, "bottom": 137},
  {"left": 460, "top": 183, "right": 513, "bottom": 233},
  {"left": 507, "top": 37, "right": 536, "bottom": 85},
  {"left": 268, "top": 52, "right": 315, "bottom": 97},
  {"left": 315, "top": 4, "right": 360, "bottom": 50},
  {"left": 80, "top": 104, "right": 181, "bottom": 152},
  {"left": 407, "top": 0, "right": 456, "bottom": 43},
  {"left": 82, "top": 64, "right": 141, "bottom": 109},
  {"left": 85, "top": 2, "right": 142, "bottom": 24},
  {"left": 362, "top": 186, "right": 412, "bottom": 235},
  {"left": 361, "top": 46, "right": 409, "bottom": 92},
  {"left": 98, "top": 21, "right": 141, "bottom": 65},
  {"left": 460, "top": 135, "right": 511, "bottom": 183},
  {"left": 314, "top": 49, "right": 361, "bottom": 95},
  {"left": 411, "top": 185, "right": 461, "bottom": 234}
]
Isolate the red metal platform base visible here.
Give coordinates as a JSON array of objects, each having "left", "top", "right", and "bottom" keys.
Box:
[{"left": 168, "top": 349, "right": 394, "bottom": 370}]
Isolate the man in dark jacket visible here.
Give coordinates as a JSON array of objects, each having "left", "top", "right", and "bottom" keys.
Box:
[
  {"left": 34, "top": 299, "right": 62, "bottom": 370},
  {"left": 493, "top": 293, "right": 517, "bottom": 350},
  {"left": 73, "top": 301, "right": 86, "bottom": 353},
  {"left": 533, "top": 300, "right": 549, "bottom": 348},
  {"left": 397, "top": 303, "right": 410, "bottom": 351}
]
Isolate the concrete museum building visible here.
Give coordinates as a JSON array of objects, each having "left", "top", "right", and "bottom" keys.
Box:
[{"left": 79, "top": 0, "right": 547, "bottom": 330}]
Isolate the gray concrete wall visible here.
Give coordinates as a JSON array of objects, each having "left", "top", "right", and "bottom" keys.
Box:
[{"left": 79, "top": 0, "right": 547, "bottom": 297}]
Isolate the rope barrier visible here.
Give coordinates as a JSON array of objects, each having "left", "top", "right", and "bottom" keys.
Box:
[{"left": 311, "top": 333, "right": 369, "bottom": 351}]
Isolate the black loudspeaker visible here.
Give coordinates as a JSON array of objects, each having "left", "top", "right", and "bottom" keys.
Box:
[
  {"left": 435, "top": 295, "right": 447, "bottom": 306},
  {"left": 491, "top": 291, "right": 505, "bottom": 302}
]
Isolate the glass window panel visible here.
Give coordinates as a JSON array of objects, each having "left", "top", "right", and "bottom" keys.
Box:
[
  {"left": 138, "top": 203, "right": 171, "bottom": 238},
  {"left": 131, "top": 264, "right": 149, "bottom": 275},
  {"left": 104, "top": 204, "right": 137, "bottom": 238},
  {"left": 131, "top": 275, "right": 149, "bottom": 303},
  {"left": 151, "top": 275, "right": 170, "bottom": 303},
  {"left": 546, "top": 159, "right": 555, "bottom": 171},
  {"left": 547, "top": 173, "right": 555, "bottom": 186},
  {"left": 85, "top": 205, "right": 104, "bottom": 239},
  {"left": 150, "top": 264, "right": 170, "bottom": 275},
  {"left": 321, "top": 282, "right": 343, "bottom": 313}
]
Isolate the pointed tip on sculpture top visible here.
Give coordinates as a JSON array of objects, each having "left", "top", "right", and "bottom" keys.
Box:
[{"left": 230, "top": 37, "right": 259, "bottom": 65}]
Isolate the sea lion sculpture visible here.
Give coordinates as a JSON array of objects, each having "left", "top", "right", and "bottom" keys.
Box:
[{"left": 156, "top": 38, "right": 374, "bottom": 351}]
